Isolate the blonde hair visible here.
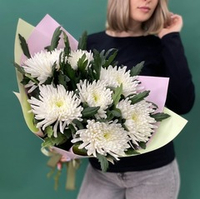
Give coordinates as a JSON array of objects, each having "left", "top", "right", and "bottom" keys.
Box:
[{"left": 106, "top": 0, "right": 171, "bottom": 35}]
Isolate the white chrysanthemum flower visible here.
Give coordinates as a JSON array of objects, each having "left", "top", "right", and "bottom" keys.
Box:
[
  {"left": 67, "top": 49, "right": 93, "bottom": 70},
  {"left": 117, "top": 99, "right": 157, "bottom": 146},
  {"left": 71, "top": 120, "right": 130, "bottom": 159},
  {"left": 100, "top": 65, "right": 140, "bottom": 97},
  {"left": 77, "top": 80, "right": 113, "bottom": 119},
  {"left": 22, "top": 48, "right": 63, "bottom": 84},
  {"left": 28, "top": 84, "right": 83, "bottom": 137}
]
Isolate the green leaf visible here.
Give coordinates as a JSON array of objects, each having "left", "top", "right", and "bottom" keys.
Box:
[
  {"left": 42, "top": 133, "right": 67, "bottom": 148},
  {"left": 18, "top": 34, "right": 31, "bottom": 58},
  {"left": 97, "top": 154, "right": 109, "bottom": 172},
  {"left": 58, "top": 51, "right": 65, "bottom": 69},
  {"left": 81, "top": 106, "right": 100, "bottom": 118},
  {"left": 45, "top": 26, "right": 62, "bottom": 51},
  {"left": 147, "top": 101, "right": 158, "bottom": 109},
  {"left": 78, "top": 31, "right": 87, "bottom": 50},
  {"left": 14, "top": 62, "right": 26, "bottom": 74},
  {"left": 24, "top": 73, "right": 39, "bottom": 84},
  {"left": 72, "top": 144, "right": 88, "bottom": 156},
  {"left": 105, "top": 110, "right": 115, "bottom": 121},
  {"left": 130, "top": 61, "right": 145, "bottom": 76},
  {"left": 151, "top": 112, "right": 170, "bottom": 122},
  {"left": 50, "top": 62, "right": 60, "bottom": 85},
  {"left": 67, "top": 124, "right": 76, "bottom": 135},
  {"left": 44, "top": 126, "right": 54, "bottom": 138},
  {"left": 77, "top": 54, "right": 88, "bottom": 72},
  {"left": 112, "top": 84, "right": 123, "bottom": 106},
  {"left": 63, "top": 126, "right": 74, "bottom": 138},
  {"left": 72, "top": 119, "right": 85, "bottom": 130},
  {"left": 111, "top": 108, "right": 122, "bottom": 118},
  {"left": 125, "top": 148, "right": 140, "bottom": 155},
  {"left": 42, "top": 138, "right": 53, "bottom": 148},
  {"left": 129, "top": 91, "right": 150, "bottom": 104},
  {"left": 43, "top": 76, "right": 53, "bottom": 85},
  {"left": 57, "top": 71, "right": 70, "bottom": 88},
  {"left": 91, "top": 49, "right": 107, "bottom": 80},
  {"left": 14, "top": 62, "right": 38, "bottom": 86},
  {"left": 139, "top": 142, "right": 146, "bottom": 149},
  {"left": 103, "top": 48, "right": 118, "bottom": 68},
  {"left": 20, "top": 76, "right": 31, "bottom": 85},
  {"left": 64, "top": 62, "right": 76, "bottom": 77},
  {"left": 62, "top": 31, "right": 71, "bottom": 56}
]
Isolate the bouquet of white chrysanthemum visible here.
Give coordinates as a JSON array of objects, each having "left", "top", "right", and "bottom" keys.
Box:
[
  {"left": 15, "top": 26, "right": 169, "bottom": 165},
  {"left": 14, "top": 14, "right": 187, "bottom": 190}
]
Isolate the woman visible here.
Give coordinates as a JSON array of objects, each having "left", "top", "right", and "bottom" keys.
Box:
[{"left": 77, "top": 0, "right": 195, "bottom": 199}]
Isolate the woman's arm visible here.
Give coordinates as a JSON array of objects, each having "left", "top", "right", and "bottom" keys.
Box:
[
  {"left": 161, "top": 32, "right": 195, "bottom": 114},
  {"left": 158, "top": 14, "right": 195, "bottom": 114}
]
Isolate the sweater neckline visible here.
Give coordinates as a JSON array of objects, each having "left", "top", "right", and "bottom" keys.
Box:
[{"left": 103, "top": 31, "right": 149, "bottom": 40}]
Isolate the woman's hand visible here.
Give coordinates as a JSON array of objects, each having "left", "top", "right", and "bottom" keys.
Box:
[{"left": 158, "top": 14, "right": 183, "bottom": 38}]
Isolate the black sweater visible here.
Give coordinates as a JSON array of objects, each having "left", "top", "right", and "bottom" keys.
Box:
[{"left": 86, "top": 31, "right": 195, "bottom": 172}]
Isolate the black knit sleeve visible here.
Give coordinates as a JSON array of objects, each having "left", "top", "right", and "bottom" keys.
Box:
[{"left": 161, "top": 32, "right": 195, "bottom": 114}]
